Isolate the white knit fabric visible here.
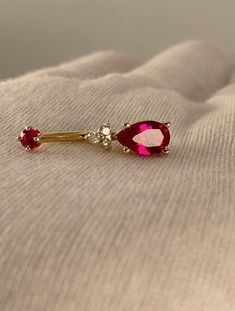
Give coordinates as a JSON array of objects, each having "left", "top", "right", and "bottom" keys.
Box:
[{"left": 0, "top": 41, "right": 234, "bottom": 311}]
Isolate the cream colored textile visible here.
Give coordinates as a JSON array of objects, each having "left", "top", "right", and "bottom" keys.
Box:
[{"left": 0, "top": 41, "right": 235, "bottom": 311}]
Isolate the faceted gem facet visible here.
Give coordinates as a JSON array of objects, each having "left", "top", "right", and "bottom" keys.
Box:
[
  {"left": 116, "top": 121, "right": 170, "bottom": 156},
  {"left": 19, "top": 127, "right": 41, "bottom": 150}
]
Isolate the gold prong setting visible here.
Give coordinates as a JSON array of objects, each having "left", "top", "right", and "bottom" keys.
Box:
[
  {"left": 164, "top": 121, "right": 171, "bottom": 128},
  {"left": 123, "top": 146, "right": 131, "bottom": 153},
  {"left": 123, "top": 123, "right": 131, "bottom": 129},
  {"left": 25, "top": 126, "right": 32, "bottom": 131},
  {"left": 161, "top": 147, "right": 170, "bottom": 155}
]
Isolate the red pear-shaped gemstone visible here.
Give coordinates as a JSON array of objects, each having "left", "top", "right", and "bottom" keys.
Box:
[{"left": 116, "top": 121, "right": 170, "bottom": 156}]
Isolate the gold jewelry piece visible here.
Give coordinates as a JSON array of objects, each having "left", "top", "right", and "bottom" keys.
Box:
[{"left": 18, "top": 121, "right": 171, "bottom": 156}]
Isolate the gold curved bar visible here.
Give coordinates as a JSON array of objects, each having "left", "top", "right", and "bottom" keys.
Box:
[{"left": 38, "top": 131, "right": 87, "bottom": 143}]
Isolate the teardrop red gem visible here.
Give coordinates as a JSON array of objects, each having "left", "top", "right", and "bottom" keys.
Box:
[{"left": 116, "top": 121, "right": 170, "bottom": 156}]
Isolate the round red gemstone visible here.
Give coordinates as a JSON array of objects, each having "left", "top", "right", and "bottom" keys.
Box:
[
  {"left": 116, "top": 121, "right": 170, "bottom": 156},
  {"left": 19, "top": 127, "right": 41, "bottom": 150}
]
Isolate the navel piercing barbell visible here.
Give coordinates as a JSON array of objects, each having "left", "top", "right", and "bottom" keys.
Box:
[{"left": 18, "top": 121, "right": 171, "bottom": 156}]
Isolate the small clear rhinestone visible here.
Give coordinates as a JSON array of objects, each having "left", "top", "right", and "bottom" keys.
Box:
[
  {"left": 85, "top": 132, "right": 101, "bottom": 144},
  {"left": 102, "top": 138, "right": 112, "bottom": 150},
  {"left": 100, "top": 124, "right": 111, "bottom": 136}
]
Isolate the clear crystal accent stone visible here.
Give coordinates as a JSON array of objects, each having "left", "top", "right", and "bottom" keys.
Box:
[
  {"left": 102, "top": 138, "right": 112, "bottom": 150},
  {"left": 100, "top": 124, "right": 111, "bottom": 136},
  {"left": 85, "top": 132, "right": 100, "bottom": 144},
  {"left": 85, "top": 124, "right": 113, "bottom": 150}
]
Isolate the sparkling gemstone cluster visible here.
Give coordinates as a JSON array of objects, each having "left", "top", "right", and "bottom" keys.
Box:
[{"left": 85, "top": 123, "right": 112, "bottom": 150}]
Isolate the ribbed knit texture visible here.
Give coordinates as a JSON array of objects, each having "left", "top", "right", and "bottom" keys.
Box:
[{"left": 0, "top": 41, "right": 234, "bottom": 310}]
